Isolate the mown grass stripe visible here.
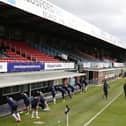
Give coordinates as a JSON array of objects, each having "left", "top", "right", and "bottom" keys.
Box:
[{"left": 83, "top": 91, "right": 122, "bottom": 126}]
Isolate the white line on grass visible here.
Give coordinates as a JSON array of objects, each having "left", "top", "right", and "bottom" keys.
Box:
[{"left": 83, "top": 91, "right": 122, "bottom": 126}]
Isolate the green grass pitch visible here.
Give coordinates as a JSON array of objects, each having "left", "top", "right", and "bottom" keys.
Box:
[{"left": 0, "top": 78, "right": 126, "bottom": 126}]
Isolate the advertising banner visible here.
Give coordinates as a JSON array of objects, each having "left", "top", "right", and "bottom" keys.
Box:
[
  {"left": 45, "top": 62, "right": 74, "bottom": 70},
  {"left": 0, "top": 62, "right": 7, "bottom": 72},
  {"left": 8, "top": 62, "right": 44, "bottom": 72}
]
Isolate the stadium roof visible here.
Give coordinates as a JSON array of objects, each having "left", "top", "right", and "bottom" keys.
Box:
[
  {"left": 0, "top": 0, "right": 126, "bottom": 49},
  {"left": 0, "top": 70, "right": 85, "bottom": 88}
]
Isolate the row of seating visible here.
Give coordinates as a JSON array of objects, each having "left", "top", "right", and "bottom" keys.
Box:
[{"left": 0, "top": 39, "right": 60, "bottom": 62}]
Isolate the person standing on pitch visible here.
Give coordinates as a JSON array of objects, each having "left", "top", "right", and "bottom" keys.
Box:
[
  {"left": 50, "top": 81, "right": 57, "bottom": 104},
  {"left": 103, "top": 80, "right": 110, "bottom": 99},
  {"left": 123, "top": 83, "right": 126, "bottom": 98},
  {"left": 69, "top": 77, "right": 75, "bottom": 95},
  {"left": 31, "top": 96, "right": 40, "bottom": 119},
  {"left": 62, "top": 78, "right": 72, "bottom": 99}
]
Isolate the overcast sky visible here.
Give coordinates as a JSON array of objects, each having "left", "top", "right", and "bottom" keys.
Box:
[{"left": 47, "top": 0, "right": 126, "bottom": 42}]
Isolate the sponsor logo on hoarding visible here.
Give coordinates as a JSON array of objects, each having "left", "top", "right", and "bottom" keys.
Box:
[
  {"left": 47, "top": 64, "right": 62, "bottom": 68},
  {"left": 14, "top": 65, "right": 41, "bottom": 69}
]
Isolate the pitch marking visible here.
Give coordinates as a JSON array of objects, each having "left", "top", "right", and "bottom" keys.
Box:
[{"left": 83, "top": 91, "right": 122, "bottom": 126}]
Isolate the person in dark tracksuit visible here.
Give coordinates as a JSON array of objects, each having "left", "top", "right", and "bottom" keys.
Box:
[
  {"left": 103, "top": 80, "right": 109, "bottom": 99},
  {"left": 50, "top": 85, "right": 56, "bottom": 104},
  {"left": 21, "top": 92, "right": 30, "bottom": 114},
  {"left": 75, "top": 77, "right": 82, "bottom": 91},
  {"left": 123, "top": 83, "right": 126, "bottom": 98},
  {"left": 31, "top": 96, "right": 40, "bottom": 119},
  {"left": 7, "top": 96, "right": 21, "bottom": 122},
  {"left": 55, "top": 86, "right": 66, "bottom": 101},
  {"left": 50, "top": 81, "right": 57, "bottom": 104},
  {"left": 69, "top": 77, "right": 75, "bottom": 95},
  {"left": 81, "top": 77, "right": 88, "bottom": 93},
  {"left": 38, "top": 91, "right": 50, "bottom": 111},
  {"left": 62, "top": 79, "right": 72, "bottom": 99}
]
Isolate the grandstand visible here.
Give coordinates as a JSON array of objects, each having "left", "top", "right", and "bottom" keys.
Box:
[
  {"left": 0, "top": 39, "right": 60, "bottom": 62},
  {"left": 0, "top": 0, "right": 126, "bottom": 119}
]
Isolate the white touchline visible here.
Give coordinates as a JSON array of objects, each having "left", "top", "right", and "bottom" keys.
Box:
[{"left": 83, "top": 91, "right": 122, "bottom": 126}]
